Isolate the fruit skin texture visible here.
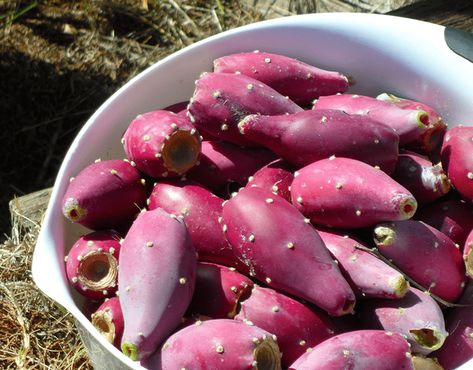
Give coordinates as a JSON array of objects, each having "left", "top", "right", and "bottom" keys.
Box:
[
  {"left": 118, "top": 208, "right": 196, "bottom": 361},
  {"left": 247, "top": 159, "right": 294, "bottom": 202},
  {"left": 238, "top": 109, "right": 399, "bottom": 173},
  {"left": 91, "top": 297, "right": 124, "bottom": 348},
  {"left": 235, "top": 285, "right": 337, "bottom": 367},
  {"left": 290, "top": 157, "right": 417, "bottom": 229},
  {"left": 148, "top": 319, "right": 282, "bottom": 370},
  {"left": 186, "top": 262, "right": 254, "bottom": 319},
  {"left": 373, "top": 220, "right": 466, "bottom": 302},
  {"left": 62, "top": 159, "right": 148, "bottom": 230},
  {"left": 313, "top": 93, "right": 428, "bottom": 146},
  {"left": 441, "top": 126, "right": 473, "bottom": 203},
  {"left": 213, "top": 51, "right": 349, "bottom": 105},
  {"left": 187, "top": 72, "right": 302, "bottom": 146},
  {"left": 316, "top": 229, "right": 409, "bottom": 299},
  {"left": 358, "top": 288, "right": 447, "bottom": 355},
  {"left": 390, "top": 150, "right": 450, "bottom": 206},
  {"left": 188, "top": 140, "right": 277, "bottom": 192},
  {"left": 288, "top": 330, "right": 414, "bottom": 370},
  {"left": 222, "top": 186, "right": 355, "bottom": 316},
  {"left": 65, "top": 230, "right": 121, "bottom": 300},
  {"left": 147, "top": 179, "right": 240, "bottom": 267}
]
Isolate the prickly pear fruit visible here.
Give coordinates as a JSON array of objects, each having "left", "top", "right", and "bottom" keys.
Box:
[
  {"left": 316, "top": 229, "right": 409, "bottom": 299},
  {"left": 153, "top": 319, "right": 281, "bottom": 370},
  {"left": 65, "top": 230, "right": 121, "bottom": 300},
  {"left": 358, "top": 288, "right": 447, "bottom": 355},
  {"left": 91, "top": 297, "right": 124, "bottom": 348},
  {"left": 147, "top": 179, "right": 240, "bottom": 267},
  {"left": 390, "top": 150, "right": 450, "bottom": 206},
  {"left": 377, "top": 93, "right": 447, "bottom": 154},
  {"left": 123, "top": 110, "right": 201, "bottom": 178},
  {"left": 235, "top": 285, "right": 337, "bottom": 367},
  {"left": 373, "top": 220, "right": 466, "bottom": 302},
  {"left": 291, "top": 157, "right": 417, "bottom": 229},
  {"left": 288, "top": 330, "right": 414, "bottom": 370},
  {"left": 222, "top": 186, "right": 355, "bottom": 316},
  {"left": 463, "top": 229, "right": 473, "bottom": 278},
  {"left": 187, "top": 72, "right": 302, "bottom": 146},
  {"left": 187, "top": 262, "right": 253, "bottom": 319},
  {"left": 118, "top": 208, "right": 196, "bottom": 361},
  {"left": 213, "top": 51, "right": 349, "bottom": 105},
  {"left": 441, "top": 126, "right": 473, "bottom": 202},
  {"left": 313, "top": 94, "right": 429, "bottom": 146},
  {"left": 247, "top": 159, "right": 294, "bottom": 201},
  {"left": 238, "top": 109, "right": 399, "bottom": 173},
  {"left": 62, "top": 159, "right": 148, "bottom": 230},
  {"left": 188, "top": 140, "right": 277, "bottom": 192},
  {"left": 415, "top": 199, "right": 473, "bottom": 246},
  {"left": 163, "top": 101, "right": 189, "bottom": 114}
]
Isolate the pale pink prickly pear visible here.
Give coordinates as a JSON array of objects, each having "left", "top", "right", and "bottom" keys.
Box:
[
  {"left": 187, "top": 140, "right": 277, "bottom": 192},
  {"left": 149, "top": 319, "right": 281, "bottom": 370},
  {"left": 187, "top": 72, "right": 302, "bottom": 146},
  {"left": 377, "top": 93, "right": 447, "bottom": 154},
  {"left": 62, "top": 159, "right": 148, "bottom": 230},
  {"left": 288, "top": 330, "right": 415, "bottom": 370},
  {"left": 235, "top": 285, "right": 337, "bottom": 367},
  {"left": 390, "top": 150, "right": 450, "bottom": 206},
  {"left": 118, "top": 208, "right": 196, "bottom": 361},
  {"left": 123, "top": 110, "right": 201, "bottom": 178},
  {"left": 313, "top": 94, "right": 429, "bottom": 146},
  {"left": 65, "top": 230, "right": 121, "bottom": 300},
  {"left": 463, "top": 229, "right": 473, "bottom": 278},
  {"left": 147, "top": 179, "right": 241, "bottom": 267},
  {"left": 186, "top": 262, "right": 254, "bottom": 319},
  {"left": 358, "top": 288, "right": 448, "bottom": 355},
  {"left": 373, "top": 220, "right": 466, "bottom": 302},
  {"left": 213, "top": 51, "right": 349, "bottom": 105},
  {"left": 415, "top": 199, "right": 473, "bottom": 246},
  {"left": 238, "top": 110, "right": 399, "bottom": 173},
  {"left": 316, "top": 229, "right": 410, "bottom": 299},
  {"left": 291, "top": 157, "right": 417, "bottom": 229},
  {"left": 91, "top": 297, "right": 124, "bottom": 348},
  {"left": 247, "top": 159, "right": 294, "bottom": 202},
  {"left": 441, "top": 126, "right": 473, "bottom": 203},
  {"left": 222, "top": 186, "right": 355, "bottom": 316}
]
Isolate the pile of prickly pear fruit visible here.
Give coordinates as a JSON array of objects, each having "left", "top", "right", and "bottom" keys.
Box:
[{"left": 61, "top": 50, "right": 473, "bottom": 370}]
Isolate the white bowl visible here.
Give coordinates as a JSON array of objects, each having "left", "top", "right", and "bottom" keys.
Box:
[{"left": 33, "top": 13, "right": 473, "bottom": 370}]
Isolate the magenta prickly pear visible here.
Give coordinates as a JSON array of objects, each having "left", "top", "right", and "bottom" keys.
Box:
[
  {"left": 390, "top": 150, "right": 450, "bottom": 206},
  {"left": 247, "top": 159, "right": 294, "bottom": 202},
  {"left": 313, "top": 94, "right": 429, "bottom": 146},
  {"left": 187, "top": 72, "right": 302, "bottom": 146},
  {"left": 288, "top": 330, "right": 415, "bottom": 370},
  {"left": 238, "top": 110, "right": 399, "bottom": 173},
  {"left": 188, "top": 140, "right": 277, "bottom": 192},
  {"left": 373, "top": 220, "right": 466, "bottom": 302},
  {"left": 91, "top": 297, "right": 124, "bottom": 348},
  {"left": 463, "top": 229, "right": 473, "bottom": 278},
  {"left": 154, "top": 319, "right": 281, "bottom": 370},
  {"left": 377, "top": 93, "right": 447, "bottom": 154},
  {"left": 62, "top": 159, "right": 148, "bottom": 230},
  {"left": 147, "top": 179, "right": 240, "bottom": 267},
  {"left": 291, "top": 157, "right": 417, "bottom": 229},
  {"left": 316, "top": 229, "right": 409, "bottom": 299},
  {"left": 118, "top": 208, "right": 196, "bottom": 361},
  {"left": 441, "top": 126, "right": 473, "bottom": 203},
  {"left": 358, "top": 288, "right": 447, "bottom": 355},
  {"left": 213, "top": 51, "right": 349, "bottom": 105},
  {"left": 187, "top": 262, "right": 254, "bottom": 318},
  {"left": 222, "top": 186, "right": 355, "bottom": 316},
  {"left": 65, "top": 230, "right": 121, "bottom": 300},
  {"left": 235, "top": 285, "right": 337, "bottom": 367},
  {"left": 123, "top": 110, "right": 201, "bottom": 178}
]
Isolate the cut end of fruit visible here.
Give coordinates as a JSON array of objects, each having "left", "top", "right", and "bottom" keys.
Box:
[
  {"left": 374, "top": 226, "right": 396, "bottom": 247},
  {"left": 409, "top": 328, "right": 446, "bottom": 352},
  {"left": 412, "top": 354, "right": 444, "bottom": 370},
  {"left": 91, "top": 310, "right": 116, "bottom": 344},
  {"left": 77, "top": 251, "right": 118, "bottom": 291},
  {"left": 465, "top": 250, "right": 473, "bottom": 278},
  {"left": 389, "top": 275, "right": 410, "bottom": 298},
  {"left": 121, "top": 342, "right": 139, "bottom": 361},
  {"left": 162, "top": 129, "right": 201, "bottom": 174},
  {"left": 400, "top": 197, "right": 417, "bottom": 219},
  {"left": 416, "top": 110, "right": 429, "bottom": 128},
  {"left": 238, "top": 116, "right": 252, "bottom": 134},
  {"left": 437, "top": 172, "right": 451, "bottom": 195},
  {"left": 253, "top": 336, "right": 282, "bottom": 370},
  {"left": 63, "top": 199, "right": 87, "bottom": 222},
  {"left": 421, "top": 121, "right": 447, "bottom": 153}
]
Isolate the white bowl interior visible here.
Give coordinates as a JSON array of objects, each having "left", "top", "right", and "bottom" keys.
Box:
[{"left": 32, "top": 13, "right": 473, "bottom": 370}]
